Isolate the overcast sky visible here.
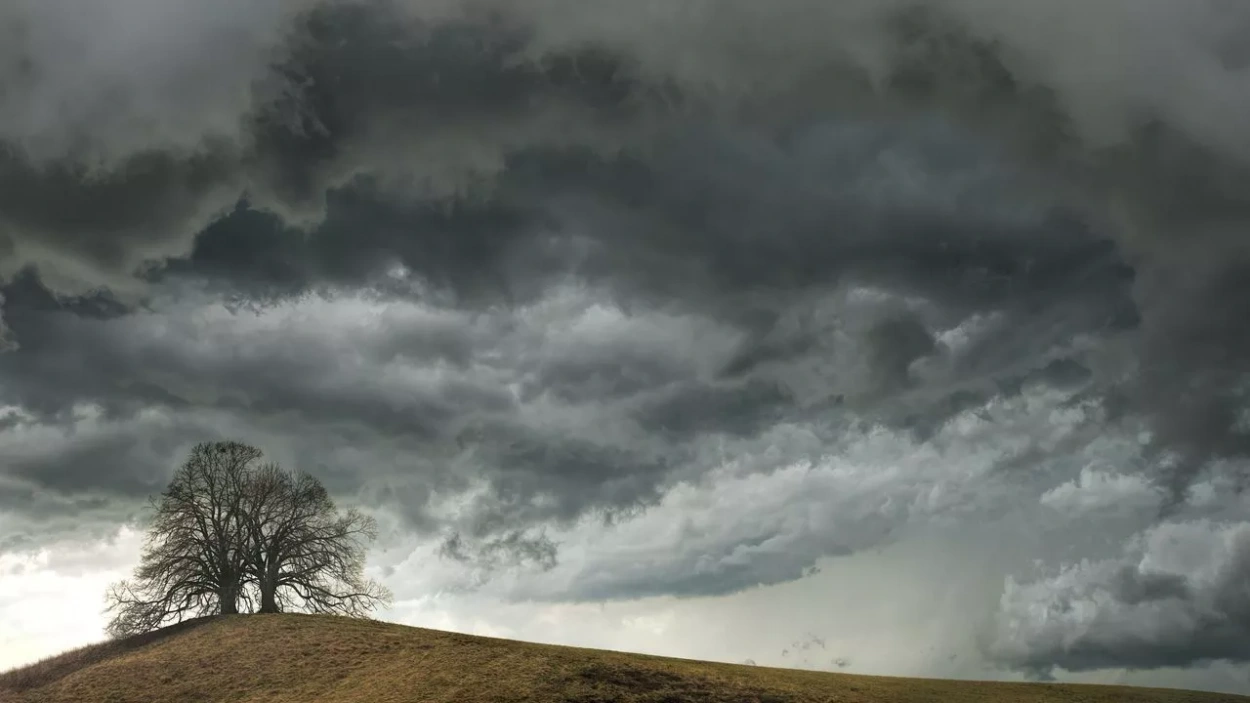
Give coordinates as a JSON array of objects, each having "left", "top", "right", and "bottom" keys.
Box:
[{"left": 3, "top": 0, "right": 1250, "bottom": 695}]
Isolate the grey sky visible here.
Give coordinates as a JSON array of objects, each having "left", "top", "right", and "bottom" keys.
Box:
[{"left": 2, "top": 0, "right": 1250, "bottom": 695}]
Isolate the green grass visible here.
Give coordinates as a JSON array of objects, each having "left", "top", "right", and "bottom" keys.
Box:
[{"left": 1, "top": 614, "right": 1245, "bottom": 702}]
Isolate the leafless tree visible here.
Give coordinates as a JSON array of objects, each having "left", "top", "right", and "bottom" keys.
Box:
[
  {"left": 241, "top": 463, "right": 390, "bottom": 616},
  {"left": 105, "top": 441, "right": 260, "bottom": 638},
  {"left": 104, "top": 441, "right": 389, "bottom": 638}
]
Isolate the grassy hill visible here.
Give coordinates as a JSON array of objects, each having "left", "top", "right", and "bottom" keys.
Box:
[{"left": 1, "top": 614, "right": 1245, "bottom": 703}]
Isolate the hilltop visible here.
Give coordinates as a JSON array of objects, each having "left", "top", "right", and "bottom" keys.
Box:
[{"left": 0, "top": 614, "right": 1244, "bottom": 703}]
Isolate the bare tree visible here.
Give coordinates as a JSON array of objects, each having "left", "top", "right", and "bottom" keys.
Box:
[
  {"left": 105, "top": 441, "right": 389, "bottom": 637},
  {"left": 241, "top": 463, "right": 390, "bottom": 616},
  {"left": 105, "top": 441, "right": 261, "bottom": 638}
]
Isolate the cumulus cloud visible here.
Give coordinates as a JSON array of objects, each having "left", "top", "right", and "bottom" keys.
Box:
[
  {"left": 1039, "top": 466, "right": 1160, "bottom": 516},
  {"left": 989, "top": 518, "right": 1250, "bottom": 676}
]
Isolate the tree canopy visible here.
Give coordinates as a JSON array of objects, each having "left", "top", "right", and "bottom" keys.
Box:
[{"left": 106, "top": 441, "right": 390, "bottom": 638}]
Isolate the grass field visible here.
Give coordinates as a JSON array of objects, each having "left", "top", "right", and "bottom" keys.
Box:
[{"left": 1, "top": 614, "right": 1245, "bottom": 703}]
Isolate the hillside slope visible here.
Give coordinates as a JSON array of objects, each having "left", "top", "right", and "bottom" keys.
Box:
[{"left": 1, "top": 614, "right": 1245, "bottom": 703}]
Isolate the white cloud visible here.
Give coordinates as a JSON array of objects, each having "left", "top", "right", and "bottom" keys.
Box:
[{"left": 1040, "top": 465, "right": 1160, "bottom": 515}]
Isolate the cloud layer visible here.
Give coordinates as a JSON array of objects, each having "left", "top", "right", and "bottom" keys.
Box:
[{"left": 2, "top": 0, "right": 1250, "bottom": 680}]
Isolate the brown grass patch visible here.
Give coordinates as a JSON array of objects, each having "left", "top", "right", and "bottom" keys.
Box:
[
  {"left": 0, "top": 616, "right": 217, "bottom": 694},
  {"left": 1, "top": 614, "right": 1245, "bottom": 703}
]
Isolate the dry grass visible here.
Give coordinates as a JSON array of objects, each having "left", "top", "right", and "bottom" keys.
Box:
[
  {"left": 0, "top": 616, "right": 216, "bottom": 695},
  {"left": 1, "top": 614, "right": 1245, "bottom": 703}
]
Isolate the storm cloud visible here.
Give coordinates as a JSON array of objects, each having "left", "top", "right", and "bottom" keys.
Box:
[{"left": 2, "top": 0, "right": 1250, "bottom": 682}]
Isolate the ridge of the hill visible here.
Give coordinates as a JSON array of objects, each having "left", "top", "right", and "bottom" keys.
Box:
[{"left": 1, "top": 614, "right": 1245, "bottom": 703}]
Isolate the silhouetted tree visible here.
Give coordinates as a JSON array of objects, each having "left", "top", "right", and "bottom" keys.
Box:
[
  {"left": 105, "top": 441, "right": 260, "bottom": 638},
  {"left": 241, "top": 463, "right": 390, "bottom": 615},
  {"left": 105, "top": 441, "right": 389, "bottom": 638}
]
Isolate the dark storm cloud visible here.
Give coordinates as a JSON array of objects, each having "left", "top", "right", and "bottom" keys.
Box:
[
  {"left": 5, "top": 429, "right": 178, "bottom": 499},
  {"left": 0, "top": 274, "right": 515, "bottom": 433},
  {"left": 453, "top": 420, "right": 675, "bottom": 529},
  {"left": 862, "top": 312, "right": 937, "bottom": 392},
  {"left": 2, "top": 0, "right": 1250, "bottom": 655},
  {"left": 0, "top": 142, "right": 240, "bottom": 279},
  {"left": 165, "top": 118, "right": 1137, "bottom": 328},
  {"left": 2, "top": 0, "right": 1150, "bottom": 348},
  {"left": 632, "top": 378, "right": 793, "bottom": 440},
  {"left": 0, "top": 0, "right": 657, "bottom": 310},
  {"left": 0, "top": 129, "right": 1128, "bottom": 554},
  {"left": 571, "top": 537, "right": 859, "bottom": 602},
  {"left": 170, "top": 116, "right": 1138, "bottom": 459},
  {"left": 244, "top": 4, "right": 646, "bottom": 211},
  {"left": 0, "top": 273, "right": 748, "bottom": 547},
  {"left": 0, "top": 41, "right": 1144, "bottom": 591},
  {"left": 0, "top": 0, "right": 305, "bottom": 307},
  {"left": 0, "top": 95, "right": 1136, "bottom": 558},
  {"left": 440, "top": 530, "right": 559, "bottom": 572},
  {"left": 1134, "top": 259, "right": 1250, "bottom": 506},
  {"left": 875, "top": 5, "right": 1250, "bottom": 502},
  {"left": 0, "top": 400, "right": 227, "bottom": 543}
]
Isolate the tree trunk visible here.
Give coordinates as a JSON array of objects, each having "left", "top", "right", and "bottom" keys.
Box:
[
  {"left": 219, "top": 589, "right": 239, "bottom": 615},
  {"left": 259, "top": 585, "right": 279, "bottom": 613},
  {"left": 259, "top": 564, "right": 280, "bottom": 613}
]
